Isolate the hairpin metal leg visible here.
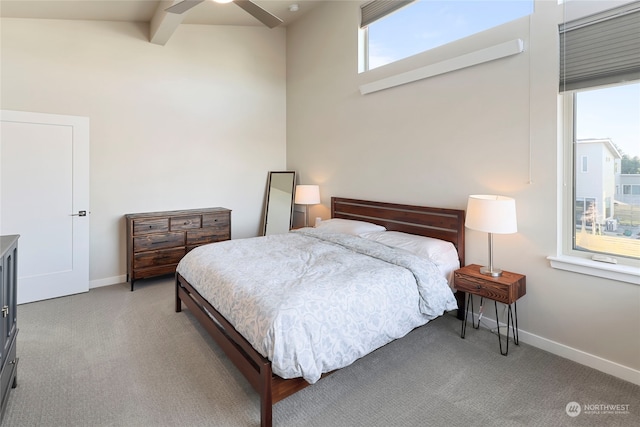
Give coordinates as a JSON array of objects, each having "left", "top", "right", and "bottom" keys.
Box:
[
  {"left": 511, "top": 301, "right": 519, "bottom": 345},
  {"left": 496, "top": 301, "right": 520, "bottom": 356},
  {"left": 495, "top": 301, "right": 508, "bottom": 355},
  {"left": 475, "top": 297, "right": 483, "bottom": 330},
  {"left": 461, "top": 294, "right": 483, "bottom": 338},
  {"left": 461, "top": 293, "right": 472, "bottom": 338}
]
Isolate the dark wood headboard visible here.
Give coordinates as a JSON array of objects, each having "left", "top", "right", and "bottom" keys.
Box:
[{"left": 331, "top": 197, "right": 465, "bottom": 267}]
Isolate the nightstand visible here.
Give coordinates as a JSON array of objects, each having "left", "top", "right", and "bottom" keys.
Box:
[{"left": 454, "top": 264, "right": 526, "bottom": 355}]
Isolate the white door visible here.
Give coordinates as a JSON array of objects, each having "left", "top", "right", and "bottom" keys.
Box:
[{"left": 0, "top": 110, "right": 89, "bottom": 304}]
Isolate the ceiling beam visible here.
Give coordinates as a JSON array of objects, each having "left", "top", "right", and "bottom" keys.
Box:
[{"left": 149, "top": 1, "right": 186, "bottom": 46}]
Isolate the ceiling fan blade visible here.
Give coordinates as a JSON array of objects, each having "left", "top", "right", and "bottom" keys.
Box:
[
  {"left": 165, "top": 0, "right": 205, "bottom": 14},
  {"left": 234, "top": 1, "right": 284, "bottom": 28}
]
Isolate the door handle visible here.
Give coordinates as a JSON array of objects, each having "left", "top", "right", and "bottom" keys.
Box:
[{"left": 70, "top": 210, "right": 88, "bottom": 217}]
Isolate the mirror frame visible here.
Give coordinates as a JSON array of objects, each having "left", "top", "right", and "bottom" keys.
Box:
[{"left": 262, "top": 171, "right": 296, "bottom": 236}]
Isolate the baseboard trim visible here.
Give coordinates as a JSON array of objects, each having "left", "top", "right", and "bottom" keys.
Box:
[
  {"left": 468, "top": 313, "right": 640, "bottom": 386},
  {"left": 90, "top": 275, "right": 126, "bottom": 289},
  {"left": 518, "top": 329, "right": 640, "bottom": 386}
]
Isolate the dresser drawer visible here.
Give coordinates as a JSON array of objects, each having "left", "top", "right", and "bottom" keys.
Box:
[
  {"left": 454, "top": 273, "right": 510, "bottom": 304},
  {"left": 133, "top": 232, "right": 185, "bottom": 252},
  {"left": 187, "top": 229, "right": 229, "bottom": 246},
  {"left": 202, "top": 212, "right": 229, "bottom": 228},
  {"left": 133, "top": 218, "right": 169, "bottom": 235},
  {"left": 133, "top": 264, "right": 181, "bottom": 280},
  {"left": 133, "top": 247, "right": 186, "bottom": 269},
  {"left": 171, "top": 215, "right": 202, "bottom": 230}
]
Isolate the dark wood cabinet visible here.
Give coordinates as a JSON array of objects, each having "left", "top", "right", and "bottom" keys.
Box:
[
  {"left": 126, "top": 208, "right": 231, "bottom": 290},
  {"left": 0, "top": 235, "right": 19, "bottom": 423}
]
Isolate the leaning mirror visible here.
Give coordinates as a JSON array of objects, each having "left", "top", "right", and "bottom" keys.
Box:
[{"left": 262, "top": 171, "right": 296, "bottom": 236}]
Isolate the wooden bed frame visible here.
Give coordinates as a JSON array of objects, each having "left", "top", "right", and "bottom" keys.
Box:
[{"left": 175, "top": 197, "right": 465, "bottom": 427}]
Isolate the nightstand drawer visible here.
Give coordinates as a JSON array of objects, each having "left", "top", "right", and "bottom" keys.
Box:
[{"left": 454, "top": 273, "right": 510, "bottom": 303}]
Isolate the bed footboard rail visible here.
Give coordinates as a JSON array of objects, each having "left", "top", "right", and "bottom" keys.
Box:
[
  {"left": 176, "top": 273, "right": 274, "bottom": 426},
  {"left": 176, "top": 273, "right": 315, "bottom": 426}
]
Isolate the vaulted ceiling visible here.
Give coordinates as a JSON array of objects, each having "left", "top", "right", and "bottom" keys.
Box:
[{"left": 0, "top": 0, "right": 322, "bottom": 44}]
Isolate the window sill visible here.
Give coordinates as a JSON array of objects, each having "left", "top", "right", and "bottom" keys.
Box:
[{"left": 547, "top": 255, "right": 640, "bottom": 285}]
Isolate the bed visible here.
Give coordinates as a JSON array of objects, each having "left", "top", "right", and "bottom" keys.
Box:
[{"left": 175, "top": 197, "right": 466, "bottom": 426}]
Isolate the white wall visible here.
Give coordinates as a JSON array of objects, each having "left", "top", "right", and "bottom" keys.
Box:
[
  {"left": 286, "top": 1, "right": 640, "bottom": 382},
  {"left": 1, "top": 18, "right": 286, "bottom": 285}
]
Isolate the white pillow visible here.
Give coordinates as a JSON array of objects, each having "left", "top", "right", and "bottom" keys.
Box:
[
  {"left": 315, "top": 218, "right": 386, "bottom": 235},
  {"left": 359, "top": 231, "right": 458, "bottom": 265}
]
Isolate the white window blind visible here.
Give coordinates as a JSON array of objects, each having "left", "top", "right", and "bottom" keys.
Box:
[
  {"left": 559, "top": 1, "right": 640, "bottom": 92},
  {"left": 360, "top": 0, "right": 416, "bottom": 28}
]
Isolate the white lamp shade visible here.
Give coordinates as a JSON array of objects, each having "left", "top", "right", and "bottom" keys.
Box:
[
  {"left": 465, "top": 195, "right": 517, "bottom": 234},
  {"left": 294, "top": 185, "right": 320, "bottom": 205}
]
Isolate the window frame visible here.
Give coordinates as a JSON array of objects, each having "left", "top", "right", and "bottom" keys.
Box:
[{"left": 548, "top": 92, "right": 640, "bottom": 285}]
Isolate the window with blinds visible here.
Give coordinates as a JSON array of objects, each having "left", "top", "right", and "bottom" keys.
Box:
[
  {"left": 559, "top": 2, "right": 640, "bottom": 268},
  {"left": 559, "top": 1, "right": 640, "bottom": 91},
  {"left": 360, "top": 0, "right": 415, "bottom": 28}
]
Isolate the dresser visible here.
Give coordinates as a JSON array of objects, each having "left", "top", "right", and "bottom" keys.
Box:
[
  {"left": 125, "top": 208, "right": 231, "bottom": 290},
  {"left": 0, "top": 235, "right": 18, "bottom": 423}
]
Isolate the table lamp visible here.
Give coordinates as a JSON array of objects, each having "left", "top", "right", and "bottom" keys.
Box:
[
  {"left": 465, "top": 195, "right": 517, "bottom": 277},
  {"left": 294, "top": 185, "right": 320, "bottom": 227}
]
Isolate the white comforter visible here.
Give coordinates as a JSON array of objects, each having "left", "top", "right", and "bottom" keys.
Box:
[{"left": 176, "top": 228, "right": 458, "bottom": 383}]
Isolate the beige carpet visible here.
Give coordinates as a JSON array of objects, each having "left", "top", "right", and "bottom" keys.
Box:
[{"left": 2, "top": 277, "right": 638, "bottom": 426}]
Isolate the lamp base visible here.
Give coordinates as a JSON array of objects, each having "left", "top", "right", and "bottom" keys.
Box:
[{"left": 480, "top": 266, "right": 503, "bottom": 277}]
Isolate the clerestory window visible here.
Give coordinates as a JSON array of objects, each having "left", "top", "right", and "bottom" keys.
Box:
[{"left": 359, "top": 0, "right": 534, "bottom": 72}]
